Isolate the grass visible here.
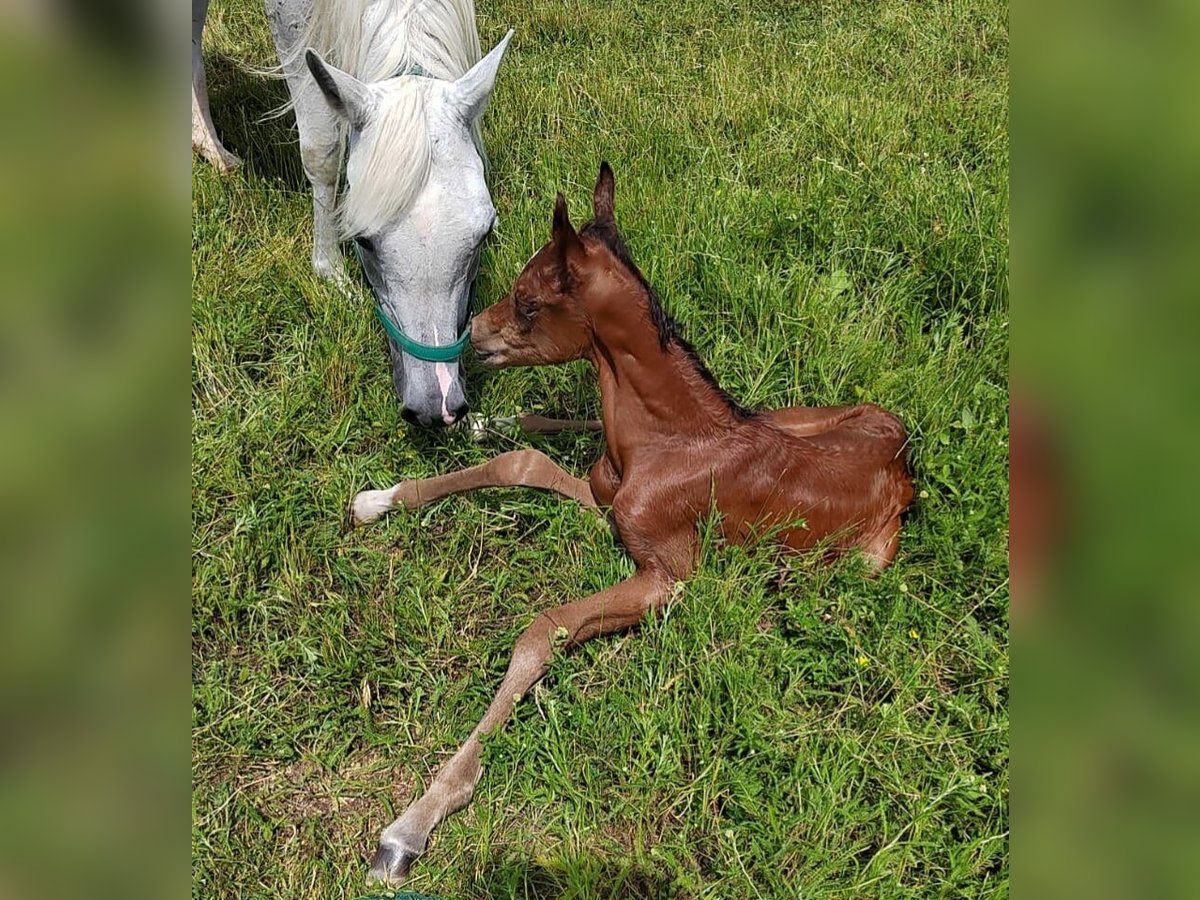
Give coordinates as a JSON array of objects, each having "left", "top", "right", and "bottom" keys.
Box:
[{"left": 192, "top": 0, "right": 1008, "bottom": 896}]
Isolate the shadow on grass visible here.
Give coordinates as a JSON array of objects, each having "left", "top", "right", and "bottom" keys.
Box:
[
  {"left": 475, "top": 852, "right": 680, "bottom": 900},
  {"left": 205, "top": 50, "right": 307, "bottom": 189}
]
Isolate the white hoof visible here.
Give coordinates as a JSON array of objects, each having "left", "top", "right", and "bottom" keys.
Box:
[
  {"left": 351, "top": 489, "right": 393, "bottom": 526},
  {"left": 193, "top": 140, "right": 242, "bottom": 173},
  {"left": 313, "top": 254, "right": 349, "bottom": 289},
  {"left": 462, "top": 414, "right": 516, "bottom": 442}
]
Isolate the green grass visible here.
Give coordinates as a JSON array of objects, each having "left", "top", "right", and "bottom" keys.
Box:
[{"left": 192, "top": 0, "right": 1008, "bottom": 896}]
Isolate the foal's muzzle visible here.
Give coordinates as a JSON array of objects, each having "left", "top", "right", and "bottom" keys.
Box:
[{"left": 469, "top": 317, "right": 507, "bottom": 367}]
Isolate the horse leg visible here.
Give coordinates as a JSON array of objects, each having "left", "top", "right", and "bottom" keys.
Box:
[
  {"left": 368, "top": 568, "right": 675, "bottom": 885},
  {"left": 265, "top": 0, "right": 346, "bottom": 284},
  {"left": 351, "top": 449, "right": 598, "bottom": 525},
  {"left": 298, "top": 127, "right": 345, "bottom": 285},
  {"left": 515, "top": 414, "right": 603, "bottom": 434},
  {"left": 191, "top": 0, "right": 241, "bottom": 172},
  {"left": 466, "top": 413, "right": 602, "bottom": 438},
  {"left": 861, "top": 515, "right": 903, "bottom": 575}
]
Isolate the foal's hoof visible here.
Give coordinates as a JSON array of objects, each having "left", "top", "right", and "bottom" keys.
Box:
[
  {"left": 350, "top": 489, "right": 393, "bottom": 526},
  {"left": 368, "top": 840, "right": 422, "bottom": 885}
]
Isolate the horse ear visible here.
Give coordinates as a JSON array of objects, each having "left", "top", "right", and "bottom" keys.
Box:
[
  {"left": 551, "top": 193, "right": 583, "bottom": 274},
  {"left": 452, "top": 29, "right": 514, "bottom": 123},
  {"left": 306, "top": 49, "right": 374, "bottom": 129},
  {"left": 593, "top": 161, "right": 615, "bottom": 223}
]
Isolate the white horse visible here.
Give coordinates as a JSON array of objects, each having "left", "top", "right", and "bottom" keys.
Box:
[
  {"left": 275, "top": 0, "right": 512, "bottom": 426},
  {"left": 196, "top": 0, "right": 512, "bottom": 426}
]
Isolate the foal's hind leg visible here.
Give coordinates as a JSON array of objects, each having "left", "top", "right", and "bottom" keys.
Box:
[
  {"left": 351, "top": 449, "right": 598, "bottom": 525},
  {"left": 368, "top": 568, "right": 675, "bottom": 886}
]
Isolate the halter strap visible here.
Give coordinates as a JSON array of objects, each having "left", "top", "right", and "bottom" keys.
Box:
[
  {"left": 352, "top": 240, "right": 472, "bottom": 363},
  {"left": 349, "top": 61, "right": 472, "bottom": 364}
]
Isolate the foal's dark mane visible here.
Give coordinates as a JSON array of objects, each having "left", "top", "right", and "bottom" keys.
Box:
[{"left": 580, "top": 219, "right": 754, "bottom": 420}]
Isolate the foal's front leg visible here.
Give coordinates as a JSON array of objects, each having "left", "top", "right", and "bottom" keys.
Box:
[
  {"left": 368, "top": 568, "right": 675, "bottom": 885},
  {"left": 351, "top": 449, "right": 598, "bottom": 525}
]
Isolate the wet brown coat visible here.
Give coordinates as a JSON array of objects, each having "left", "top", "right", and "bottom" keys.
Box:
[
  {"left": 473, "top": 163, "right": 912, "bottom": 582},
  {"left": 361, "top": 162, "right": 913, "bottom": 885}
]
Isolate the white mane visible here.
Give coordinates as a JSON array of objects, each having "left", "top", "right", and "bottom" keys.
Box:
[
  {"left": 287, "top": 0, "right": 481, "bottom": 84},
  {"left": 283, "top": 0, "right": 485, "bottom": 236}
]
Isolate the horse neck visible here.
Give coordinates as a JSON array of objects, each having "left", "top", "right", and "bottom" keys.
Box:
[{"left": 587, "top": 284, "right": 739, "bottom": 466}]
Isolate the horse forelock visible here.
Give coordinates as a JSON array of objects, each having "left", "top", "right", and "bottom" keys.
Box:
[
  {"left": 340, "top": 78, "right": 433, "bottom": 237},
  {"left": 291, "top": 0, "right": 481, "bottom": 83}
]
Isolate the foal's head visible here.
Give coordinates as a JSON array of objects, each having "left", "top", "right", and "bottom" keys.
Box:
[{"left": 472, "top": 162, "right": 635, "bottom": 367}]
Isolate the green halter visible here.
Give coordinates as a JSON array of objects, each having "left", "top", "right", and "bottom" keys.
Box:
[
  {"left": 350, "top": 62, "right": 472, "bottom": 364},
  {"left": 370, "top": 290, "right": 471, "bottom": 361},
  {"left": 352, "top": 215, "right": 472, "bottom": 364}
]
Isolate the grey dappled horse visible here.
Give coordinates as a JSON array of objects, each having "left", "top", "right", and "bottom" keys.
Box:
[{"left": 194, "top": 0, "right": 512, "bottom": 425}]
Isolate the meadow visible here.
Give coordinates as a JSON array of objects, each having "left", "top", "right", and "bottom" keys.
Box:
[{"left": 192, "top": 0, "right": 1008, "bottom": 896}]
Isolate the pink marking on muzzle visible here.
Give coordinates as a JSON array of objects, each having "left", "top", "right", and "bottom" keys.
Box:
[{"left": 435, "top": 361, "right": 455, "bottom": 424}]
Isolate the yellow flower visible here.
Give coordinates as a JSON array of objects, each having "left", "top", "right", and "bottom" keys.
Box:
[
  {"left": 909, "top": 628, "right": 921, "bottom": 640},
  {"left": 856, "top": 654, "right": 869, "bottom": 668}
]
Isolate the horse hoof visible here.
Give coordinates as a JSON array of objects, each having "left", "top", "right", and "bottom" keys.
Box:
[
  {"left": 314, "top": 255, "right": 350, "bottom": 289},
  {"left": 368, "top": 840, "right": 421, "bottom": 885},
  {"left": 210, "top": 148, "right": 242, "bottom": 173},
  {"left": 350, "top": 489, "right": 393, "bottom": 526},
  {"left": 192, "top": 139, "right": 242, "bottom": 174}
]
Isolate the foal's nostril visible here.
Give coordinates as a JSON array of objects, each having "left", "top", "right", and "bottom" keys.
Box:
[
  {"left": 400, "top": 407, "right": 421, "bottom": 427},
  {"left": 445, "top": 402, "right": 469, "bottom": 425}
]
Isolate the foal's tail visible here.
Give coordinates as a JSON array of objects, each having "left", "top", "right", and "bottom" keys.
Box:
[{"left": 859, "top": 406, "right": 914, "bottom": 574}]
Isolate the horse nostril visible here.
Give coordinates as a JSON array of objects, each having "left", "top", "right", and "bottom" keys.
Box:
[
  {"left": 400, "top": 407, "right": 420, "bottom": 426},
  {"left": 446, "top": 402, "right": 469, "bottom": 425}
]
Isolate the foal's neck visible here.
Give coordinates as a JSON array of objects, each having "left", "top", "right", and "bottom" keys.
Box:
[{"left": 587, "top": 281, "right": 743, "bottom": 467}]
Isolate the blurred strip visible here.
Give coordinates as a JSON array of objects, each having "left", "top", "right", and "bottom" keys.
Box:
[
  {"left": 1017, "top": 0, "right": 1200, "bottom": 896},
  {"left": 0, "top": 1, "right": 185, "bottom": 898}
]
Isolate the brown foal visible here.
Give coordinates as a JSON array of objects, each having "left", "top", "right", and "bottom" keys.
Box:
[{"left": 353, "top": 162, "right": 913, "bottom": 885}]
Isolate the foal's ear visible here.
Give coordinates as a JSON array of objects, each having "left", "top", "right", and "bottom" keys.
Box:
[
  {"left": 452, "top": 29, "right": 515, "bottom": 123},
  {"left": 306, "top": 49, "right": 374, "bottom": 130},
  {"left": 551, "top": 193, "right": 584, "bottom": 271},
  {"left": 593, "top": 161, "right": 616, "bottom": 223}
]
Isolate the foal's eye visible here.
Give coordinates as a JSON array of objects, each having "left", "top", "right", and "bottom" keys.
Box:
[{"left": 514, "top": 295, "right": 538, "bottom": 325}]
